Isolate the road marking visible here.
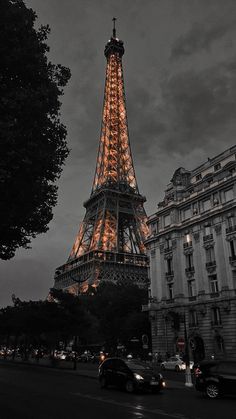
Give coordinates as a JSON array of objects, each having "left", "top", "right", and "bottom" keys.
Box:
[{"left": 72, "top": 392, "right": 189, "bottom": 418}]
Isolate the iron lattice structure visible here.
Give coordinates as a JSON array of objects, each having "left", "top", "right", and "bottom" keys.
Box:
[{"left": 54, "top": 24, "right": 149, "bottom": 293}]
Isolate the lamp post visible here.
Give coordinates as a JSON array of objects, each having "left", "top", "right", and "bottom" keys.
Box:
[{"left": 183, "top": 312, "right": 193, "bottom": 387}]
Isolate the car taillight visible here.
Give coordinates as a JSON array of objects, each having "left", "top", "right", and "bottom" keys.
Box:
[{"left": 194, "top": 367, "right": 202, "bottom": 377}]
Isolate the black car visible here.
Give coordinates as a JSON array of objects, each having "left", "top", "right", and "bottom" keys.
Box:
[
  {"left": 194, "top": 360, "right": 236, "bottom": 399},
  {"left": 98, "top": 357, "right": 165, "bottom": 393}
]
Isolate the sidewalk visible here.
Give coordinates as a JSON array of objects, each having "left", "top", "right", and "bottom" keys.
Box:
[{"left": 0, "top": 357, "right": 191, "bottom": 390}]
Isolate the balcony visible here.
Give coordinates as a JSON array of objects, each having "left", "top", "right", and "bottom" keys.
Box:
[
  {"left": 165, "top": 271, "right": 174, "bottom": 280},
  {"left": 183, "top": 241, "right": 192, "bottom": 248},
  {"left": 203, "top": 234, "right": 213, "bottom": 242},
  {"left": 164, "top": 246, "right": 172, "bottom": 253},
  {"left": 206, "top": 261, "right": 216, "bottom": 273},
  {"left": 185, "top": 266, "right": 195, "bottom": 273},
  {"left": 226, "top": 225, "right": 236, "bottom": 234}
]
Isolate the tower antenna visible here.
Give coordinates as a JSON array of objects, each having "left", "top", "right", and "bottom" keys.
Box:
[{"left": 112, "top": 17, "right": 117, "bottom": 38}]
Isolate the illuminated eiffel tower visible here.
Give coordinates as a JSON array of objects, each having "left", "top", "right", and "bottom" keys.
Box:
[{"left": 54, "top": 20, "right": 149, "bottom": 294}]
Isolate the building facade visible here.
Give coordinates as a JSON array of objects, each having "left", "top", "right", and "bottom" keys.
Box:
[{"left": 144, "top": 146, "right": 236, "bottom": 361}]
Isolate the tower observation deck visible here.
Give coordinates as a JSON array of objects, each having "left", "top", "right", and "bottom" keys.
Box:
[{"left": 54, "top": 21, "right": 149, "bottom": 294}]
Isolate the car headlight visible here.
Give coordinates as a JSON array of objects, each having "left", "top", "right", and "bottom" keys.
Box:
[{"left": 134, "top": 373, "right": 144, "bottom": 381}]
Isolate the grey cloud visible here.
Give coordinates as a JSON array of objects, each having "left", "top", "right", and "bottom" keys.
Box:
[
  {"left": 127, "top": 86, "right": 166, "bottom": 164},
  {"left": 171, "top": 21, "right": 236, "bottom": 60},
  {"left": 158, "top": 57, "right": 236, "bottom": 154}
]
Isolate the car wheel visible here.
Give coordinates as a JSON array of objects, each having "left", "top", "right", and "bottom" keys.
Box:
[
  {"left": 125, "top": 380, "right": 135, "bottom": 393},
  {"left": 100, "top": 376, "right": 108, "bottom": 389},
  {"left": 175, "top": 365, "right": 180, "bottom": 372},
  {"left": 161, "top": 364, "right": 166, "bottom": 370},
  {"left": 206, "top": 382, "right": 220, "bottom": 399}
]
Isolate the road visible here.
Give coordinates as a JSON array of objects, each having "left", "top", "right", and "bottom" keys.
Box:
[{"left": 0, "top": 362, "right": 235, "bottom": 419}]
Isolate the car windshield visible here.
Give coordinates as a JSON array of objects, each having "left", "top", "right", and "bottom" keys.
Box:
[{"left": 126, "top": 361, "right": 152, "bottom": 371}]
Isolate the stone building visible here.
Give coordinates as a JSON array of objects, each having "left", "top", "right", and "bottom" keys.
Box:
[{"left": 144, "top": 145, "right": 236, "bottom": 361}]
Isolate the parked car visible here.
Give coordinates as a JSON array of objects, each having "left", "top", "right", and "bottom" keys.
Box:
[
  {"left": 55, "top": 351, "right": 67, "bottom": 360},
  {"left": 194, "top": 360, "right": 236, "bottom": 399},
  {"left": 161, "top": 356, "right": 194, "bottom": 371},
  {"left": 78, "top": 351, "right": 94, "bottom": 363},
  {"left": 98, "top": 357, "right": 165, "bottom": 393}
]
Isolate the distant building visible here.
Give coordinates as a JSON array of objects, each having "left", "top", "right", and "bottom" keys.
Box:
[{"left": 144, "top": 145, "right": 236, "bottom": 361}]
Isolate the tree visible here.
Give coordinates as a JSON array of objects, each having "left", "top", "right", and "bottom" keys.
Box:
[
  {"left": 80, "top": 281, "right": 150, "bottom": 350},
  {"left": 0, "top": 0, "right": 71, "bottom": 259}
]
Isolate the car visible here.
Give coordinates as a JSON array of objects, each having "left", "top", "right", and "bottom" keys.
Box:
[
  {"left": 55, "top": 351, "right": 68, "bottom": 360},
  {"left": 98, "top": 357, "right": 165, "bottom": 393},
  {"left": 194, "top": 360, "right": 236, "bottom": 399},
  {"left": 161, "top": 356, "right": 194, "bottom": 371}
]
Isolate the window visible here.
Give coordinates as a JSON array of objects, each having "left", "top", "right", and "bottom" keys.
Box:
[
  {"left": 186, "top": 253, "right": 194, "bottom": 269},
  {"left": 211, "top": 307, "right": 221, "bottom": 326},
  {"left": 183, "top": 233, "right": 192, "bottom": 248},
  {"left": 167, "top": 283, "right": 174, "bottom": 300},
  {"left": 214, "top": 163, "right": 221, "bottom": 171},
  {"left": 206, "top": 247, "right": 215, "bottom": 263},
  {"left": 165, "top": 237, "right": 172, "bottom": 250},
  {"left": 150, "top": 222, "right": 157, "bottom": 235},
  {"left": 209, "top": 275, "right": 219, "bottom": 293},
  {"left": 233, "top": 271, "right": 236, "bottom": 291},
  {"left": 164, "top": 214, "right": 171, "bottom": 227},
  {"left": 196, "top": 173, "right": 202, "bottom": 181},
  {"left": 225, "top": 188, "right": 234, "bottom": 202},
  {"left": 182, "top": 207, "right": 191, "bottom": 220},
  {"left": 229, "top": 240, "right": 236, "bottom": 259},
  {"left": 213, "top": 193, "right": 219, "bottom": 206},
  {"left": 192, "top": 202, "right": 199, "bottom": 215},
  {"left": 215, "top": 336, "right": 224, "bottom": 353},
  {"left": 202, "top": 199, "right": 211, "bottom": 212},
  {"left": 189, "top": 310, "right": 198, "bottom": 326},
  {"left": 188, "top": 280, "right": 195, "bottom": 297},
  {"left": 166, "top": 258, "right": 173, "bottom": 275},
  {"left": 228, "top": 215, "right": 235, "bottom": 228},
  {"left": 204, "top": 225, "right": 211, "bottom": 236}
]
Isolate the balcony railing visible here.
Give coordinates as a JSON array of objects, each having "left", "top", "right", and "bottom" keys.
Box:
[
  {"left": 203, "top": 234, "right": 213, "bottom": 242},
  {"left": 183, "top": 241, "right": 192, "bottom": 248},
  {"left": 165, "top": 271, "right": 174, "bottom": 277},
  {"left": 226, "top": 225, "right": 236, "bottom": 234},
  {"left": 185, "top": 266, "right": 195, "bottom": 273},
  {"left": 164, "top": 247, "right": 172, "bottom": 253},
  {"left": 206, "top": 261, "right": 216, "bottom": 268},
  {"left": 229, "top": 255, "right": 236, "bottom": 262}
]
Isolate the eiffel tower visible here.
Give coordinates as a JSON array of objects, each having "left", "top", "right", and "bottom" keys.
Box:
[{"left": 54, "top": 20, "right": 149, "bottom": 294}]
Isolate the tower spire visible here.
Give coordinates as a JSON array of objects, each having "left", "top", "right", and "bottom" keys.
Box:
[{"left": 112, "top": 17, "right": 117, "bottom": 38}]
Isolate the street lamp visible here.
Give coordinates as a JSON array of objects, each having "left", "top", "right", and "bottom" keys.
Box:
[{"left": 183, "top": 313, "right": 193, "bottom": 388}]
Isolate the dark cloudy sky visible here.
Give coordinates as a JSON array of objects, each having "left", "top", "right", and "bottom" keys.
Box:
[{"left": 1, "top": 0, "right": 236, "bottom": 307}]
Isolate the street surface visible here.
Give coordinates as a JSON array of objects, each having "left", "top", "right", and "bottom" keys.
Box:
[{"left": 0, "top": 362, "right": 235, "bottom": 419}]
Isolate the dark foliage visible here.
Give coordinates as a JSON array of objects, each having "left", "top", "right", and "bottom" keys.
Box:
[
  {"left": 80, "top": 281, "right": 150, "bottom": 349},
  {"left": 0, "top": 0, "right": 71, "bottom": 259}
]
